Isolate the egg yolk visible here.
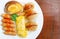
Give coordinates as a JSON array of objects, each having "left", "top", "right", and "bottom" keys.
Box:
[{"left": 8, "top": 3, "right": 23, "bottom": 14}]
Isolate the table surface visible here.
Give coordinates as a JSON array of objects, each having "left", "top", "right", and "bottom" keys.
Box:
[{"left": 36, "top": 0, "right": 60, "bottom": 39}]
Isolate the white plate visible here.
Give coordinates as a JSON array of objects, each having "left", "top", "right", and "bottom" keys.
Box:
[{"left": 0, "top": 0, "right": 43, "bottom": 39}]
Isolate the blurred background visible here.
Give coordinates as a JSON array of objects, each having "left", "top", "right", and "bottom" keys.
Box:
[{"left": 36, "top": 0, "right": 60, "bottom": 39}]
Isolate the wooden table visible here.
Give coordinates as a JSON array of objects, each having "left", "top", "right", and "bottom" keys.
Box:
[{"left": 36, "top": 0, "right": 60, "bottom": 39}]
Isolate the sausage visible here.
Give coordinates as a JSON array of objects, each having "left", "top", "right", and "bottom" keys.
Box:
[
  {"left": 4, "top": 31, "right": 16, "bottom": 36},
  {"left": 24, "top": 10, "right": 37, "bottom": 19},
  {"left": 2, "top": 14, "right": 11, "bottom": 19},
  {"left": 2, "top": 27, "right": 16, "bottom": 32},
  {"left": 26, "top": 21, "right": 37, "bottom": 31},
  {"left": 24, "top": 3, "right": 34, "bottom": 10},
  {"left": 27, "top": 26, "right": 37, "bottom": 31},
  {"left": 2, "top": 19, "right": 14, "bottom": 24},
  {"left": 2, "top": 23, "right": 15, "bottom": 27}
]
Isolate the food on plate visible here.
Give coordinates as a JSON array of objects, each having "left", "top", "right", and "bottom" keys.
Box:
[
  {"left": 2, "top": 23, "right": 15, "bottom": 27},
  {"left": 26, "top": 21, "right": 37, "bottom": 31},
  {"left": 17, "top": 12, "right": 25, "bottom": 16},
  {"left": 4, "top": 31, "right": 16, "bottom": 36},
  {"left": 2, "top": 14, "right": 11, "bottom": 19},
  {"left": 5, "top": 1, "right": 23, "bottom": 14},
  {"left": 24, "top": 9, "right": 37, "bottom": 20},
  {"left": 11, "top": 14, "right": 18, "bottom": 21},
  {"left": 2, "top": 14, "right": 16, "bottom": 36},
  {"left": 24, "top": 3, "right": 37, "bottom": 20},
  {"left": 16, "top": 16, "right": 28, "bottom": 37},
  {"left": 26, "top": 13, "right": 37, "bottom": 20},
  {"left": 1, "top": 1, "right": 37, "bottom": 37},
  {"left": 2, "top": 26, "right": 15, "bottom": 31},
  {"left": 2, "top": 19, "right": 14, "bottom": 24},
  {"left": 24, "top": 3, "right": 34, "bottom": 11}
]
